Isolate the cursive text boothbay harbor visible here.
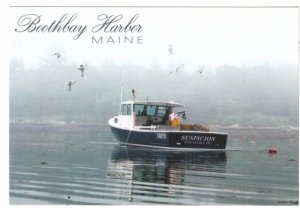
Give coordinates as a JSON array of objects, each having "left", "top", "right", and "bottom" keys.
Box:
[{"left": 15, "top": 13, "right": 143, "bottom": 43}]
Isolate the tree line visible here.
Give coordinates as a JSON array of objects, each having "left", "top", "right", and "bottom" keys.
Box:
[{"left": 10, "top": 59, "right": 298, "bottom": 127}]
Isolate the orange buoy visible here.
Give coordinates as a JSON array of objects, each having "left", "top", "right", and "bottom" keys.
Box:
[{"left": 268, "top": 148, "right": 278, "bottom": 154}]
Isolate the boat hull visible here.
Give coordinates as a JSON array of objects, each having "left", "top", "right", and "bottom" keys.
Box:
[{"left": 109, "top": 121, "right": 227, "bottom": 150}]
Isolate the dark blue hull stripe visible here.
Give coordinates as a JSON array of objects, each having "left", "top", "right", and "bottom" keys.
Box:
[{"left": 110, "top": 125, "right": 227, "bottom": 149}]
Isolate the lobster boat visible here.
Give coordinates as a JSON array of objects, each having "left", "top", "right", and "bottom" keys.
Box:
[{"left": 108, "top": 100, "right": 228, "bottom": 150}]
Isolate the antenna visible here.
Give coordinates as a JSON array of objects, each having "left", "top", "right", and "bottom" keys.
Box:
[
  {"left": 120, "top": 86, "right": 123, "bottom": 102},
  {"left": 120, "top": 68, "right": 124, "bottom": 103},
  {"left": 119, "top": 68, "right": 124, "bottom": 115}
]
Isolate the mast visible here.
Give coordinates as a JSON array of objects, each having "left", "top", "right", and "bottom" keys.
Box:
[
  {"left": 120, "top": 67, "right": 124, "bottom": 102},
  {"left": 119, "top": 67, "right": 124, "bottom": 115},
  {"left": 120, "top": 85, "right": 123, "bottom": 103}
]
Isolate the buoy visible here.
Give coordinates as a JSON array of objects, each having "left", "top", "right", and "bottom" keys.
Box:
[{"left": 268, "top": 148, "right": 278, "bottom": 154}]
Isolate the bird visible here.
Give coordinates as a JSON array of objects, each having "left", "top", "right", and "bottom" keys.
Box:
[
  {"left": 78, "top": 64, "right": 87, "bottom": 77},
  {"left": 66, "top": 81, "right": 76, "bottom": 92},
  {"left": 168, "top": 64, "right": 184, "bottom": 75},
  {"left": 52, "top": 52, "right": 61, "bottom": 58},
  {"left": 197, "top": 65, "right": 205, "bottom": 74},
  {"left": 168, "top": 44, "right": 173, "bottom": 55},
  {"left": 175, "top": 64, "right": 184, "bottom": 73}
]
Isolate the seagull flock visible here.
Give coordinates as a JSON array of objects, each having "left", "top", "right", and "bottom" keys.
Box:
[
  {"left": 53, "top": 44, "right": 204, "bottom": 92},
  {"left": 52, "top": 52, "right": 88, "bottom": 92},
  {"left": 168, "top": 44, "right": 205, "bottom": 75}
]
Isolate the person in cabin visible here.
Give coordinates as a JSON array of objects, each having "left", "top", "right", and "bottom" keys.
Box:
[
  {"left": 169, "top": 111, "right": 180, "bottom": 128},
  {"left": 141, "top": 108, "right": 147, "bottom": 116},
  {"left": 162, "top": 108, "right": 172, "bottom": 125}
]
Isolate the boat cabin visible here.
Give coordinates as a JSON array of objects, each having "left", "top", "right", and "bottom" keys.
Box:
[{"left": 116, "top": 101, "right": 184, "bottom": 129}]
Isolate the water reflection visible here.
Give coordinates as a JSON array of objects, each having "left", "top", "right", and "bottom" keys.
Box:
[
  {"left": 10, "top": 125, "right": 298, "bottom": 205},
  {"left": 107, "top": 145, "right": 227, "bottom": 203}
]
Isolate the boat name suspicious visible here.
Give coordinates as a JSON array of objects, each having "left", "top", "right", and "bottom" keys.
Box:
[{"left": 181, "top": 135, "right": 216, "bottom": 142}]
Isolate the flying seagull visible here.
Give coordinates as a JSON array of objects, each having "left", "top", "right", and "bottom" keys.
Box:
[
  {"left": 52, "top": 52, "right": 61, "bottom": 58},
  {"left": 168, "top": 64, "right": 184, "bottom": 75},
  {"left": 66, "top": 80, "right": 76, "bottom": 92},
  {"left": 197, "top": 65, "right": 205, "bottom": 74},
  {"left": 168, "top": 44, "right": 173, "bottom": 55},
  {"left": 78, "top": 64, "right": 87, "bottom": 77},
  {"left": 175, "top": 64, "right": 184, "bottom": 73}
]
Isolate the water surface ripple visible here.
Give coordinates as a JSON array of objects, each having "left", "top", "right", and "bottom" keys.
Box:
[{"left": 10, "top": 124, "right": 299, "bottom": 205}]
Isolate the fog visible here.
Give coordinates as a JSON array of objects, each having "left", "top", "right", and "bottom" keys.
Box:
[
  {"left": 10, "top": 59, "right": 298, "bottom": 127},
  {"left": 9, "top": 6, "right": 298, "bottom": 127}
]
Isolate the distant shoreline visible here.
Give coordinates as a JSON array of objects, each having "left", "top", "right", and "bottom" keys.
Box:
[{"left": 9, "top": 119, "right": 299, "bottom": 131}]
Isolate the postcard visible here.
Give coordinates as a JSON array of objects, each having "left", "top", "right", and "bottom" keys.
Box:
[{"left": 8, "top": 0, "right": 299, "bottom": 206}]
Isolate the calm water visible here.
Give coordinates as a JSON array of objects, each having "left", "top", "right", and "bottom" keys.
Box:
[{"left": 9, "top": 123, "right": 299, "bottom": 205}]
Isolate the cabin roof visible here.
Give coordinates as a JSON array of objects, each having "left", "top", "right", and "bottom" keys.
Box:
[{"left": 121, "top": 100, "right": 184, "bottom": 107}]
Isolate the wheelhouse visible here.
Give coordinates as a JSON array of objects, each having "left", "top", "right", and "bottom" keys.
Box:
[{"left": 117, "top": 101, "right": 184, "bottom": 128}]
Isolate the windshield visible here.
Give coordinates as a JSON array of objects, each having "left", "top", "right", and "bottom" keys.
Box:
[
  {"left": 133, "top": 104, "right": 170, "bottom": 117},
  {"left": 134, "top": 104, "right": 146, "bottom": 116}
]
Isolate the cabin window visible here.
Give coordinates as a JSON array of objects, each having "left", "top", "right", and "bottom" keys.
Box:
[
  {"left": 157, "top": 106, "right": 168, "bottom": 117},
  {"left": 146, "top": 105, "right": 156, "bottom": 116},
  {"left": 134, "top": 104, "right": 146, "bottom": 116},
  {"left": 121, "top": 104, "right": 127, "bottom": 115},
  {"left": 127, "top": 104, "right": 132, "bottom": 115}
]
